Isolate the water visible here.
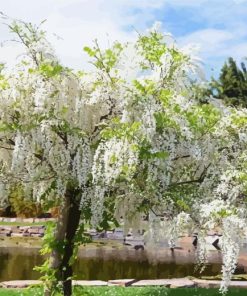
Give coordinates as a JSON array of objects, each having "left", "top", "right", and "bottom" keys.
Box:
[{"left": 0, "top": 245, "right": 246, "bottom": 281}]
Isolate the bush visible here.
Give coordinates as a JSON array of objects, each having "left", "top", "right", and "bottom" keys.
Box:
[{"left": 8, "top": 184, "right": 43, "bottom": 218}]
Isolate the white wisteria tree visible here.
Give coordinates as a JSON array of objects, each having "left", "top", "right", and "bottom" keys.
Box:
[{"left": 0, "top": 18, "right": 247, "bottom": 295}]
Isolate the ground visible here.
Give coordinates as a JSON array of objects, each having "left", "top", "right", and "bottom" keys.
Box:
[{"left": 0, "top": 287, "right": 246, "bottom": 296}]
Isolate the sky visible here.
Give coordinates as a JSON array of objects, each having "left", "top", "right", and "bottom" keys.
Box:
[{"left": 1, "top": 0, "right": 247, "bottom": 78}]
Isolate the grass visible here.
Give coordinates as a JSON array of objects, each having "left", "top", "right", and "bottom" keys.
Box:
[
  {"left": 0, "top": 221, "right": 46, "bottom": 227},
  {"left": 0, "top": 287, "right": 246, "bottom": 296}
]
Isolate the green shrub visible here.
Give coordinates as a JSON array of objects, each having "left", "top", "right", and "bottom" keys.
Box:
[{"left": 8, "top": 184, "right": 42, "bottom": 218}]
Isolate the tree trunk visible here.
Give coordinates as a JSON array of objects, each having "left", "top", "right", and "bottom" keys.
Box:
[
  {"left": 61, "top": 194, "right": 81, "bottom": 296},
  {"left": 44, "top": 188, "right": 81, "bottom": 296}
]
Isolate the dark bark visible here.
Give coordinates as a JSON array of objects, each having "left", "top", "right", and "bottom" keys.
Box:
[
  {"left": 44, "top": 193, "right": 69, "bottom": 296},
  {"left": 44, "top": 187, "right": 81, "bottom": 296},
  {"left": 61, "top": 194, "right": 81, "bottom": 296}
]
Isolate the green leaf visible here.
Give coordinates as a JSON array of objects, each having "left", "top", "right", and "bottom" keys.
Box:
[{"left": 83, "top": 46, "right": 96, "bottom": 57}]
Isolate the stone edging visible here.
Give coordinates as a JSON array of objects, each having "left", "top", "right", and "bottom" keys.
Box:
[
  {"left": 0, "top": 225, "right": 45, "bottom": 237},
  {"left": 1, "top": 278, "right": 247, "bottom": 289}
]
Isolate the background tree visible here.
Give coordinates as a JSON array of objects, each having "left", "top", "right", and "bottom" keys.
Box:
[{"left": 211, "top": 57, "right": 247, "bottom": 107}]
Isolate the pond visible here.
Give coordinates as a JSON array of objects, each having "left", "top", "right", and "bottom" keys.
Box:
[{"left": 0, "top": 244, "right": 246, "bottom": 281}]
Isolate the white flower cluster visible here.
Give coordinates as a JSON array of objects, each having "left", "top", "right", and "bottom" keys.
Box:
[
  {"left": 220, "top": 216, "right": 247, "bottom": 293},
  {"left": 1, "top": 21, "right": 247, "bottom": 292}
]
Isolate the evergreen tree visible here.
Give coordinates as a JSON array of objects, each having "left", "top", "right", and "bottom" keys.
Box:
[{"left": 211, "top": 57, "right": 247, "bottom": 107}]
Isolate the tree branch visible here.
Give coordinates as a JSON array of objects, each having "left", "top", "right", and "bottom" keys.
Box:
[
  {"left": 169, "top": 163, "right": 211, "bottom": 187},
  {"left": 91, "top": 96, "right": 116, "bottom": 137}
]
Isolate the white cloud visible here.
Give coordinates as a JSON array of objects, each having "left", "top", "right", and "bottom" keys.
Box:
[
  {"left": 178, "top": 29, "right": 234, "bottom": 58},
  {"left": 0, "top": 0, "right": 166, "bottom": 69},
  {"left": 225, "top": 43, "right": 247, "bottom": 59},
  {"left": 178, "top": 28, "right": 247, "bottom": 77},
  {"left": 44, "top": 12, "right": 136, "bottom": 69},
  {"left": 164, "top": 0, "right": 208, "bottom": 6},
  {"left": 1, "top": 0, "right": 247, "bottom": 77},
  {"left": 165, "top": 0, "right": 247, "bottom": 7},
  {"left": 0, "top": 43, "right": 24, "bottom": 68},
  {"left": 233, "top": 0, "right": 247, "bottom": 3}
]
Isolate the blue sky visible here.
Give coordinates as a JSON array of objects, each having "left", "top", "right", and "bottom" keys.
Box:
[{"left": 1, "top": 0, "right": 247, "bottom": 78}]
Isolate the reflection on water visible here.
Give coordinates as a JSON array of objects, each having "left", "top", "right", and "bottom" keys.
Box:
[
  {"left": 0, "top": 246, "right": 245, "bottom": 281},
  {"left": 0, "top": 248, "right": 42, "bottom": 281}
]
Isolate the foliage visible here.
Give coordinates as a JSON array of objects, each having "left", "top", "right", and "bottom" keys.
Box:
[
  {"left": 210, "top": 57, "right": 247, "bottom": 107},
  {"left": 8, "top": 184, "right": 42, "bottom": 218},
  {"left": 1, "top": 19, "right": 247, "bottom": 294}
]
